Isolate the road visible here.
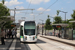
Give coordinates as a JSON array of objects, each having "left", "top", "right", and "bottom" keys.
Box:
[{"left": 9, "top": 35, "right": 75, "bottom": 50}]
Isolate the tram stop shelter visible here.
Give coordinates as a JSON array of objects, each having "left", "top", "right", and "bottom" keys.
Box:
[
  {"left": 69, "top": 20, "right": 75, "bottom": 40},
  {"left": 52, "top": 23, "right": 68, "bottom": 39}
]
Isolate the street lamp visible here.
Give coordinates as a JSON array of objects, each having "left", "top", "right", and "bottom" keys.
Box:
[
  {"left": 39, "top": 19, "right": 43, "bottom": 35},
  {"left": 57, "top": 10, "right": 68, "bottom": 38},
  {"left": 58, "top": 10, "right": 67, "bottom": 23},
  {"left": 9, "top": 8, "right": 35, "bottom": 23},
  {"left": 14, "top": 8, "right": 16, "bottom": 23}
]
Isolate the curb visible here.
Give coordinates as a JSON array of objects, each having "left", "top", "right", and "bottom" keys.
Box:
[{"left": 40, "top": 36, "right": 75, "bottom": 46}]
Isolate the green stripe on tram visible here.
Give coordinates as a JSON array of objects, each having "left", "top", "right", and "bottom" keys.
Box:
[
  {"left": 35, "top": 36, "right": 37, "bottom": 38},
  {"left": 20, "top": 36, "right": 23, "bottom": 38}
]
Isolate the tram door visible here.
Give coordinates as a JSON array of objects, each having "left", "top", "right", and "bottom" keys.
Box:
[{"left": 20, "top": 26, "right": 23, "bottom": 41}]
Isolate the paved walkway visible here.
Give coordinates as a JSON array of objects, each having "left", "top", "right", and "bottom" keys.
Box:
[
  {"left": 0, "top": 38, "right": 1, "bottom": 44},
  {"left": 40, "top": 35, "right": 75, "bottom": 46},
  {"left": 0, "top": 38, "right": 13, "bottom": 50}
]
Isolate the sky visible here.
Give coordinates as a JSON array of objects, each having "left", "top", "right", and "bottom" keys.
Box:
[{"left": 0, "top": 0, "right": 75, "bottom": 24}]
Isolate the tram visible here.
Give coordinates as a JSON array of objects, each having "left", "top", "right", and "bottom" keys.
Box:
[{"left": 20, "top": 21, "right": 37, "bottom": 42}]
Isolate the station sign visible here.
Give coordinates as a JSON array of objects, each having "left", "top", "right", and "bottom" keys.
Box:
[
  {"left": 56, "top": 25, "right": 61, "bottom": 28},
  {"left": 11, "top": 24, "right": 16, "bottom": 27}
]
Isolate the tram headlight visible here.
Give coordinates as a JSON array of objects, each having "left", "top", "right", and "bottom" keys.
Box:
[
  {"left": 25, "top": 36, "right": 27, "bottom": 40},
  {"left": 33, "top": 37, "right": 35, "bottom": 40}
]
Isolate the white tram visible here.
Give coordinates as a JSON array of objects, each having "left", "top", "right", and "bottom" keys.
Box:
[{"left": 20, "top": 21, "right": 37, "bottom": 42}]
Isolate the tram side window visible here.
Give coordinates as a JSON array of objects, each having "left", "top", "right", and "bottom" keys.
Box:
[{"left": 20, "top": 26, "right": 23, "bottom": 36}]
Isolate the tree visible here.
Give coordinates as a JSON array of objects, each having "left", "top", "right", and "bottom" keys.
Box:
[
  {"left": 54, "top": 16, "right": 62, "bottom": 24},
  {"left": 62, "top": 19, "right": 69, "bottom": 24},
  {"left": 2, "top": 0, "right": 5, "bottom": 4},
  {"left": 62, "top": 10, "right": 75, "bottom": 29},
  {"left": 71, "top": 10, "right": 75, "bottom": 20},
  {"left": 0, "top": 3, "right": 10, "bottom": 17},
  {"left": 57, "top": 10, "right": 59, "bottom": 16},
  {"left": 4, "top": 21, "right": 14, "bottom": 29},
  {"left": 0, "top": 3, "right": 13, "bottom": 29},
  {"left": 70, "top": 10, "right": 75, "bottom": 29},
  {"left": 45, "top": 15, "right": 52, "bottom": 30}
]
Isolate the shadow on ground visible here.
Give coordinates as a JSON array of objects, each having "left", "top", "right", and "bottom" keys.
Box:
[{"left": 23, "top": 39, "right": 46, "bottom": 44}]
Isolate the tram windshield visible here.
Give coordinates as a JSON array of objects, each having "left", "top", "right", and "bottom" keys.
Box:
[{"left": 24, "top": 21, "right": 35, "bottom": 35}]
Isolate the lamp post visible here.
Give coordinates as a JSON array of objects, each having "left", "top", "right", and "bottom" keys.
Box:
[
  {"left": 57, "top": 10, "right": 68, "bottom": 38},
  {"left": 58, "top": 10, "right": 67, "bottom": 23},
  {"left": 9, "top": 8, "right": 34, "bottom": 23},
  {"left": 39, "top": 19, "right": 43, "bottom": 36},
  {"left": 14, "top": 8, "right": 16, "bottom": 23}
]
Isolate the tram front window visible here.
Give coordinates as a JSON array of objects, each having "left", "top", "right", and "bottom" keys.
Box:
[
  {"left": 24, "top": 22, "right": 35, "bottom": 35},
  {"left": 25, "top": 29, "right": 35, "bottom": 35}
]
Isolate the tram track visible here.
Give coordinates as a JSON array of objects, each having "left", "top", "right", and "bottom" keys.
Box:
[
  {"left": 21, "top": 38, "right": 75, "bottom": 50},
  {"left": 35, "top": 40, "right": 64, "bottom": 50},
  {"left": 36, "top": 38, "right": 64, "bottom": 50},
  {"left": 34, "top": 39, "right": 64, "bottom": 50},
  {"left": 24, "top": 44, "right": 28, "bottom": 50},
  {"left": 21, "top": 43, "right": 30, "bottom": 50},
  {"left": 24, "top": 44, "right": 30, "bottom": 50},
  {"left": 40, "top": 36, "right": 75, "bottom": 46},
  {"left": 35, "top": 43, "right": 43, "bottom": 50},
  {"left": 23, "top": 42, "right": 43, "bottom": 50},
  {"left": 47, "top": 42, "right": 64, "bottom": 50},
  {"left": 39, "top": 36, "right": 75, "bottom": 50}
]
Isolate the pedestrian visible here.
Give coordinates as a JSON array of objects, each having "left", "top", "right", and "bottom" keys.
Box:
[
  {"left": 14, "top": 29, "right": 17, "bottom": 38},
  {"left": 7, "top": 29, "right": 9, "bottom": 38},
  {"left": 5, "top": 29, "right": 7, "bottom": 39},
  {"left": 12, "top": 29, "right": 15, "bottom": 39},
  {"left": 0, "top": 28, "right": 5, "bottom": 45},
  {"left": 58, "top": 33, "right": 60, "bottom": 38},
  {"left": 8, "top": 29, "right": 12, "bottom": 38}
]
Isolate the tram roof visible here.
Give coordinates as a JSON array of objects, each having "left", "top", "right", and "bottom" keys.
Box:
[
  {"left": 25, "top": 21, "right": 35, "bottom": 22},
  {"left": 20, "top": 21, "right": 36, "bottom": 25},
  {"left": 20, "top": 21, "right": 25, "bottom": 25}
]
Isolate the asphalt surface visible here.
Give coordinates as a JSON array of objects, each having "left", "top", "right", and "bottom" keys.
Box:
[
  {"left": 0, "top": 38, "right": 13, "bottom": 50},
  {"left": 0, "top": 36, "right": 75, "bottom": 50}
]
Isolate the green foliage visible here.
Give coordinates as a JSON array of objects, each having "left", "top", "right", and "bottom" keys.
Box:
[
  {"left": 4, "top": 21, "right": 14, "bottom": 29},
  {"left": 65, "top": 19, "right": 75, "bottom": 28},
  {"left": 68, "top": 10, "right": 75, "bottom": 29},
  {"left": 0, "top": 3, "right": 13, "bottom": 29},
  {"left": 71, "top": 10, "right": 75, "bottom": 20},
  {"left": 57, "top": 10, "right": 59, "bottom": 16},
  {"left": 2, "top": 0, "right": 5, "bottom": 4},
  {"left": 54, "top": 16, "right": 62, "bottom": 24},
  {"left": 45, "top": 15, "right": 52, "bottom": 30},
  {"left": 0, "top": 3, "right": 10, "bottom": 17},
  {"left": 62, "top": 19, "right": 70, "bottom": 24}
]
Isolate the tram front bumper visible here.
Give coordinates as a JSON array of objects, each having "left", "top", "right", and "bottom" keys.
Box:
[{"left": 25, "top": 39, "right": 37, "bottom": 42}]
